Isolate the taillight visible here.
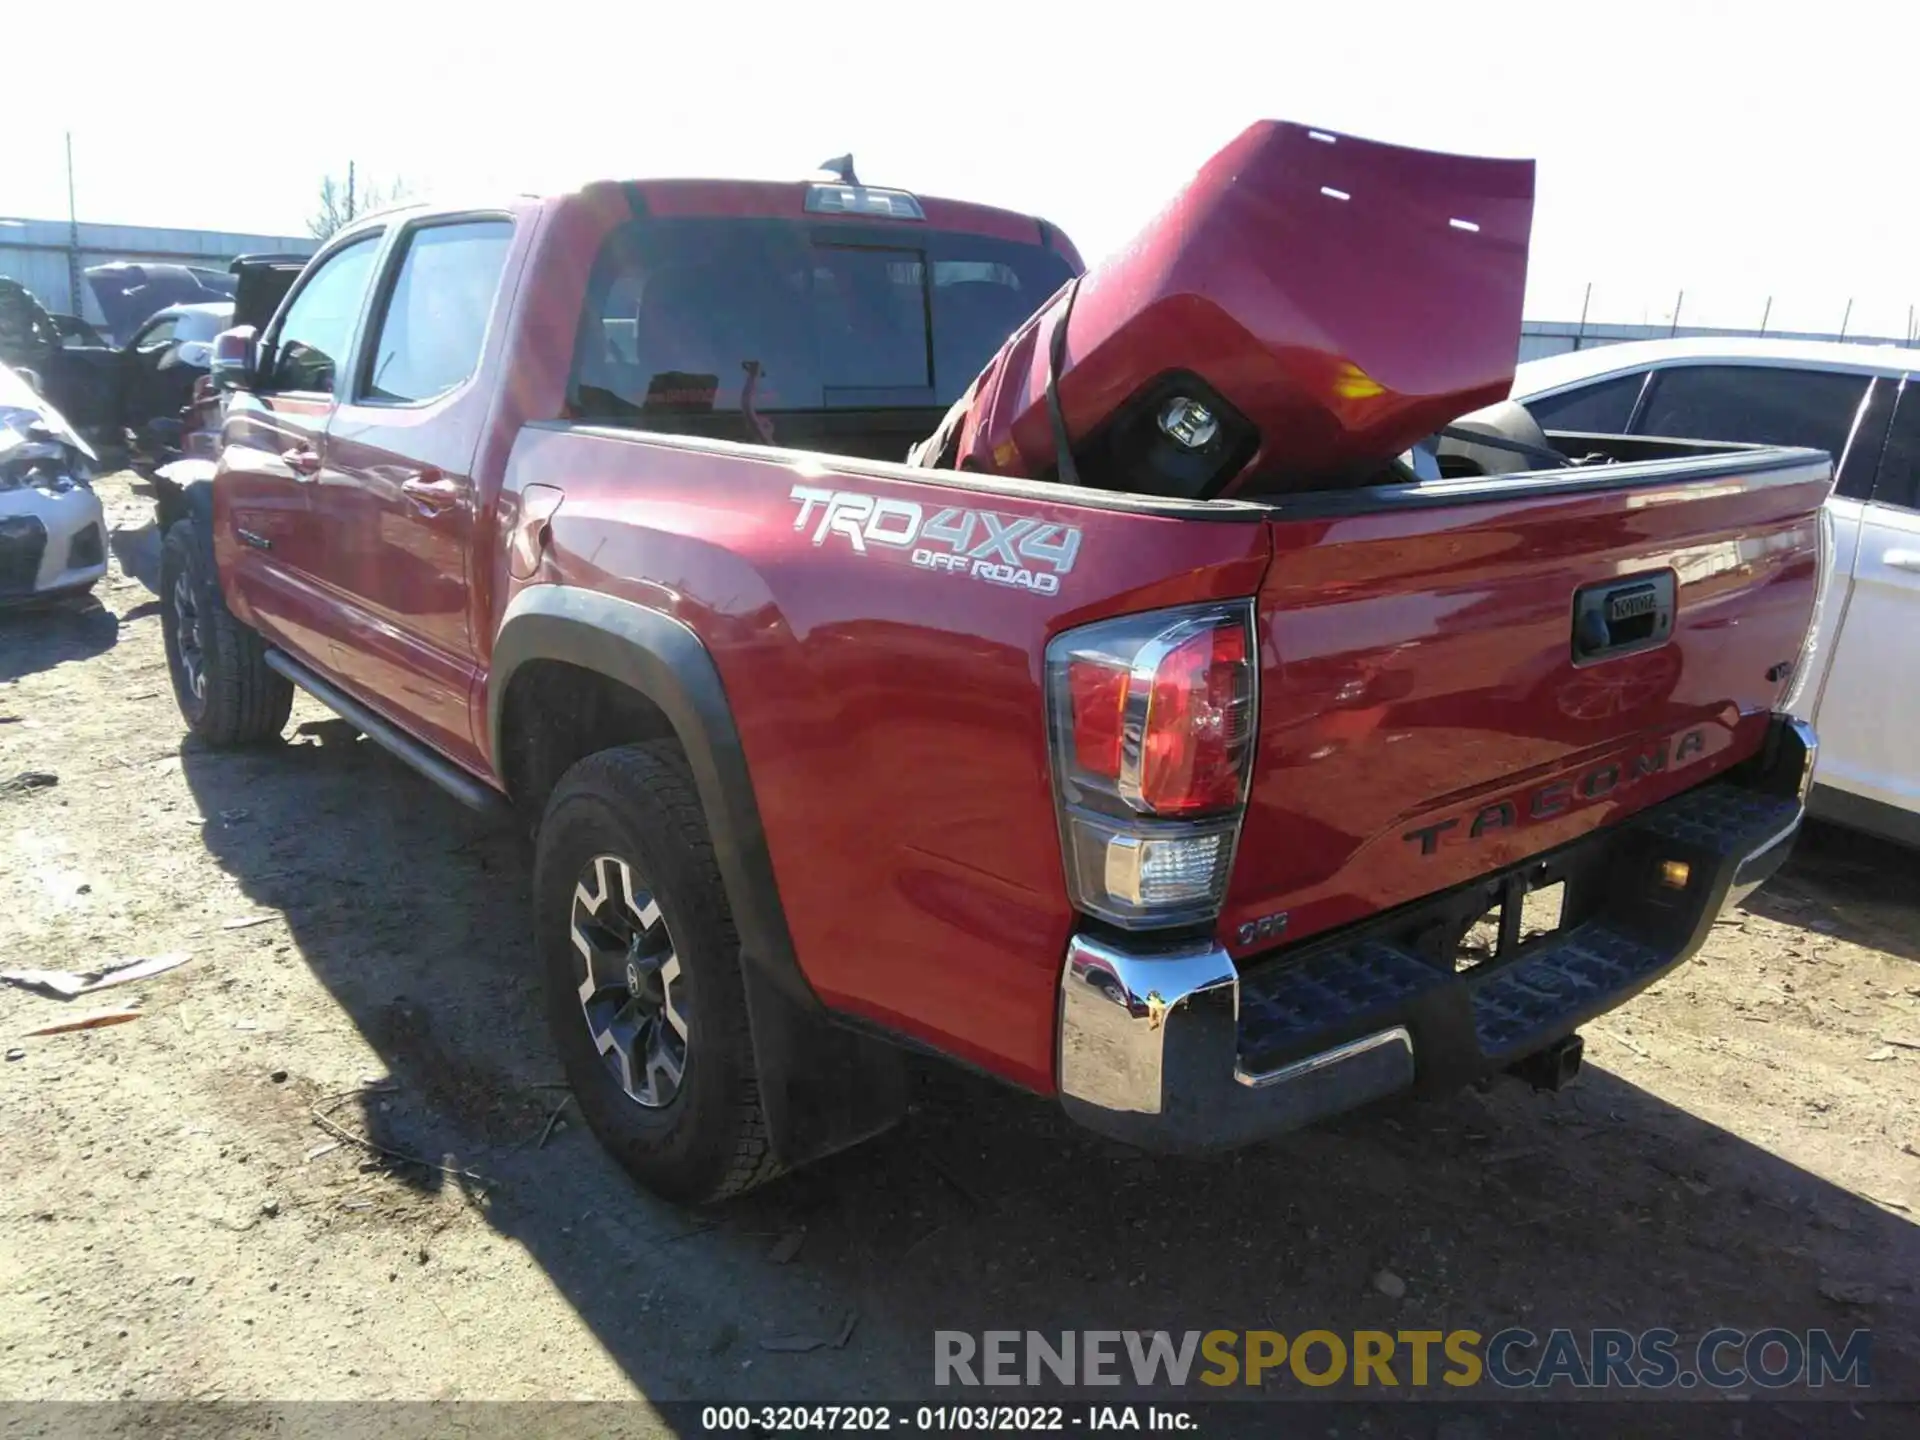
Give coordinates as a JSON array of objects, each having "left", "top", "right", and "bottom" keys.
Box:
[
  {"left": 1067, "top": 659, "right": 1128, "bottom": 777},
  {"left": 1046, "top": 602, "right": 1257, "bottom": 929},
  {"left": 1138, "top": 621, "right": 1249, "bottom": 813}
]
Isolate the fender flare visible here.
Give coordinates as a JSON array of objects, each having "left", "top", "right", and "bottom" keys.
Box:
[
  {"left": 489, "top": 585, "right": 905, "bottom": 1166},
  {"left": 153, "top": 458, "right": 217, "bottom": 533}
]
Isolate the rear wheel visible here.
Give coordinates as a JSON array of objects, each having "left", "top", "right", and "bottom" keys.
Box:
[
  {"left": 533, "top": 741, "right": 783, "bottom": 1204},
  {"left": 159, "top": 518, "right": 292, "bottom": 747}
]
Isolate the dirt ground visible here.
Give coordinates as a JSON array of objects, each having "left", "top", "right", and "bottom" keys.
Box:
[{"left": 2, "top": 473, "right": 1917, "bottom": 1430}]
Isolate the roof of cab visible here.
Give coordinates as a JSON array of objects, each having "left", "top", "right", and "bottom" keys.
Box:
[
  {"left": 1515, "top": 334, "right": 1920, "bottom": 398},
  {"left": 322, "top": 179, "right": 1078, "bottom": 265},
  {"left": 590, "top": 177, "right": 1064, "bottom": 252}
]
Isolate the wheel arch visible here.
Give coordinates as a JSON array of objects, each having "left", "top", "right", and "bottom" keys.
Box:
[
  {"left": 489, "top": 585, "right": 906, "bottom": 1168},
  {"left": 154, "top": 459, "right": 217, "bottom": 535}
]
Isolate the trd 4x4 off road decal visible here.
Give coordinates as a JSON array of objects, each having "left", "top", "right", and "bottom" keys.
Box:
[{"left": 789, "top": 485, "right": 1081, "bottom": 596}]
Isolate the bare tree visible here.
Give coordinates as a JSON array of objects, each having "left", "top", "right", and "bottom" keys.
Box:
[{"left": 308, "top": 162, "right": 411, "bottom": 240}]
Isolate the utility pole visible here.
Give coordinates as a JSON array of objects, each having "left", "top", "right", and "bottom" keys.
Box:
[
  {"left": 1669, "top": 289, "right": 1685, "bottom": 338},
  {"left": 346, "top": 161, "right": 356, "bottom": 224},
  {"left": 1758, "top": 296, "right": 1772, "bottom": 337},
  {"left": 64, "top": 132, "right": 81, "bottom": 316},
  {"left": 1839, "top": 297, "right": 1853, "bottom": 341},
  {"left": 1574, "top": 281, "right": 1592, "bottom": 351}
]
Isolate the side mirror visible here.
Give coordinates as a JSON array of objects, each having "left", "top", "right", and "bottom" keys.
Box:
[{"left": 210, "top": 325, "right": 258, "bottom": 392}]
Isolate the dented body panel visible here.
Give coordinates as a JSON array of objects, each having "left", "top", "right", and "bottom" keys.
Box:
[{"left": 919, "top": 121, "right": 1533, "bottom": 496}]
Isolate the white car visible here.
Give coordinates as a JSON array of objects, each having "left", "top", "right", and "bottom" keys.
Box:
[
  {"left": 0, "top": 361, "right": 108, "bottom": 603},
  {"left": 1512, "top": 337, "right": 1920, "bottom": 844}
]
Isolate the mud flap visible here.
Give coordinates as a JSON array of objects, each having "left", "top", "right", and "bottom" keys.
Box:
[{"left": 739, "top": 958, "right": 908, "bottom": 1170}]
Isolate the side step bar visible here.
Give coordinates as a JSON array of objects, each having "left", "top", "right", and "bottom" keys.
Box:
[{"left": 263, "top": 649, "right": 510, "bottom": 821}]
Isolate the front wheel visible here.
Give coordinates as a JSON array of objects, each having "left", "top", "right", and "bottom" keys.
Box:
[
  {"left": 533, "top": 741, "right": 784, "bottom": 1204},
  {"left": 159, "top": 518, "right": 292, "bottom": 747}
]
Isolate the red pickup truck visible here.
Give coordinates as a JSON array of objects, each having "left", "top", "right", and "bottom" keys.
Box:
[{"left": 157, "top": 124, "right": 1828, "bottom": 1203}]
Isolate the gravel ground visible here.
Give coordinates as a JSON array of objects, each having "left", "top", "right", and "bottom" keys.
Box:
[{"left": 1, "top": 474, "right": 1916, "bottom": 1434}]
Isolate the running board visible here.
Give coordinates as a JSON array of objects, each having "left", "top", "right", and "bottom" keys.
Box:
[{"left": 262, "top": 649, "right": 510, "bottom": 820}]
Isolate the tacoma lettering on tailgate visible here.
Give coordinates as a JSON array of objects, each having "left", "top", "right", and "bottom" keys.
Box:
[
  {"left": 789, "top": 485, "right": 1081, "bottom": 596},
  {"left": 1402, "top": 727, "right": 1708, "bottom": 856}
]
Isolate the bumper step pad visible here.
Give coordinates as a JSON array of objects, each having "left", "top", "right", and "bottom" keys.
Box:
[
  {"left": 1238, "top": 940, "right": 1441, "bottom": 1058},
  {"left": 1235, "top": 781, "right": 1802, "bottom": 1071},
  {"left": 1468, "top": 923, "right": 1664, "bottom": 1055}
]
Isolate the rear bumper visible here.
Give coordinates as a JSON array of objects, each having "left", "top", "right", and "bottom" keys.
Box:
[{"left": 1057, "top": 715, "right": 1815, "bottom": 1150}]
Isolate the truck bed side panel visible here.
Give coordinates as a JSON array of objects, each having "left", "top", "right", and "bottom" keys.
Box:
[{"left": 497, "top": 428, "right": 1272, "bottom": 1089}]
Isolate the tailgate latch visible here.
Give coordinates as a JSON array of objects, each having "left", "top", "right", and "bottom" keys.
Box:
[{"left": 1572, "top": 572, "right": 1675, "bottom": 663}]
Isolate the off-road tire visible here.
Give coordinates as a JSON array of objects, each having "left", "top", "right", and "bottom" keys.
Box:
[
  {"left": 534, "top": 741, "right": 784, "bottom": 1204},
  {"left": 159, "top": 517, "right": 293, "bottom": 747}
]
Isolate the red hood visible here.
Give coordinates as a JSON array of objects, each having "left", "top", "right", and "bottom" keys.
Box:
[{"left": 920, "top": 120, "right": 1534, "bottom": 496}]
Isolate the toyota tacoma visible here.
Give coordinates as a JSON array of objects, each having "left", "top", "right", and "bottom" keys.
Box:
[{"left": 157, "top": 123, "right": 1829, "bottom": 1202}]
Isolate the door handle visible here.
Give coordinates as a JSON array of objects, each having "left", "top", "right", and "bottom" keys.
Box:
[
  {"left": 400, "top": 473, "right": 464, "bottom": 514},
  {"left": 281, "top": 446, "right": 320, "bottom": 479},
  {"left": 1884, "top": 549, "right": 1920, "bottom": 573}
]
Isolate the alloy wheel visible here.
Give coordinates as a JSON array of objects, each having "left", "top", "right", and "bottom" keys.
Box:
[
  {"left": 172, "top": 572, "right": 206, "bottom": 701},
  {"left": 569, "top": 853, "right": 689, "bottom": 1108}
]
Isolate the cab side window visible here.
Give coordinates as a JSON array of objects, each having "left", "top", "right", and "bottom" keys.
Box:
[
  {"left": 361, "top": 220, "right": 513, "bottom": 404},
  {"left": 266, "top": 235, "right": 381, "bottom": 395}
]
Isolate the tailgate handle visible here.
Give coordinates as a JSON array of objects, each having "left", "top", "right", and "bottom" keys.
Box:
[{"left": 1572, "top": 572, "right": 1675, "bottom": 663}]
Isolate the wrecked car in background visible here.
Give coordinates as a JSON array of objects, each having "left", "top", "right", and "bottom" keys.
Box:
[
  {"left": 23, "top": 262, "right": 236, "bottom": 439},
  {"left": 81, "top": 261, "right": 235, "bottom": 346},
  {"left": 3, "top": 258, "right": 298, "bottom": 474},
  {"left": 0, "top": 362, "right": 106, "bottom": 602},
  {"left": 116, "top": 301, "right": 234, "bottom": 471}
]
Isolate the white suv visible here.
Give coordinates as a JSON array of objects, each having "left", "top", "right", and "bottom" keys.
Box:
[{"left": 1513, "top": 337, "right": 1920, "bottom": 844}]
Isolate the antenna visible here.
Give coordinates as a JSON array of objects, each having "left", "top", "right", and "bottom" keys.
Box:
[{"left": 814, "top": 154, "right": 859, "bottom": 185}]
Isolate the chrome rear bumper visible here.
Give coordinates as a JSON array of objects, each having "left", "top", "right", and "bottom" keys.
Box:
[
  {"left": 1055, "top": 715, "right": 1816, "bottom": 1151},
  {"left": 1058, "top": 931, "right": 1418, "bottom": 1149}
]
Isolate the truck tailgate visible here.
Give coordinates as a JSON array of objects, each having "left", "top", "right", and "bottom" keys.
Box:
[{"left": 1222, "top": 449, "right": 1831, "bottom": 957}]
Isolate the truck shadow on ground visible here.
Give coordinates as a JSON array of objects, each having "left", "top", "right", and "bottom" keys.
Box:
[
  {"left": 0, "top": 593, "right": 120, "bottom": 683},
  {"left": 178, "top": 735, "right": 1919, "bottom": 1422},
  {"left": 1746, "top": 819, "right": 1920, "bottom": 966}
]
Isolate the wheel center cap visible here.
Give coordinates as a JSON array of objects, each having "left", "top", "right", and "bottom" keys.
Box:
[{"left": 625, "top": 960, "right": 644, "bottom": 994}]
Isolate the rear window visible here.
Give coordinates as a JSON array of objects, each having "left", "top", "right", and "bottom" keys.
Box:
[
  {"left": 1634, "top": 364, "right": 1870, "bottom": 460},
  {"left": 1524, "top": 371, "right": 1645, "bottom": 434},
  {"left": 568, "top": 218, "right": 1070, "bottom": 435}
]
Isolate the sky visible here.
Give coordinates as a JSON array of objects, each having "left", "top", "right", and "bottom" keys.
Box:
[{"left": 7, "top": 0, "right": 1917, "bottom": 336}]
